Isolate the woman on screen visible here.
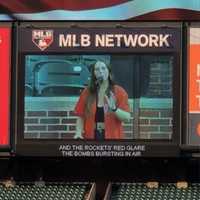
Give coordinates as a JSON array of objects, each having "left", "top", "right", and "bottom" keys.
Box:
[{"left": 74, "top": 60, "right": 130, "bottom": 140}]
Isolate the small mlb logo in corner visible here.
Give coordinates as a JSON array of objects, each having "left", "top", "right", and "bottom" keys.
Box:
[{"left": 32, "top": 30, "right": 53, "bottom": 51}]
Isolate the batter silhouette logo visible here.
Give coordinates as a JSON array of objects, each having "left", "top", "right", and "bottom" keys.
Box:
[{"left": 32, "top": 30, "right": 53, "bottom": 51}]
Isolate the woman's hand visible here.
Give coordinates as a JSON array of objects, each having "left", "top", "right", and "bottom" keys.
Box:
[
  {"left": 74, "top": 117, "right": 84, "bottom": 139},
  {"left": 105, "top": 91, "right": 117, "bottom": 112},
  {"left": 105, "top": 91, "right": 131, "bottom": 122},
  {"left": 73, "top": 134, "right": 83, "bottom": 139}
]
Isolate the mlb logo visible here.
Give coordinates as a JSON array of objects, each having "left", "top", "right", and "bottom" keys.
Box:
[{"left": 32, "top": 30, "right": 53, "bottom": 51}]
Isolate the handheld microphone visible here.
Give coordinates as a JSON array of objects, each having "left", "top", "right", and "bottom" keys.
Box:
[{"left": 96, "top": 76, "right": 103, "bottom": 86}]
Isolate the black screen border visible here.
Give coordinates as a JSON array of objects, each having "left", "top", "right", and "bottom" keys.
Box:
[{"left": 14, "top": 22, "right": 182, "bottom": 157}]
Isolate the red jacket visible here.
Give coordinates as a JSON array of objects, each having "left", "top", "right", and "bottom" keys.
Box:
[{"left": 74, "top": 85, "right": 130, "bottom": 139}]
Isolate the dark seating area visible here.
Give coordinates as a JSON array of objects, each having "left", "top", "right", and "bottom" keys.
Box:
[
  {"left": 0, "top": 157, "right": 198, "bottom": 200},
  {"left": 0, "top": 181, "right": 199, "bottom": 200},
  {"left": 109, "top": 183, "right": 200, "bottom": 200},
  {"left": 0, "top": 183, "right": 89, "bottom": 200}
]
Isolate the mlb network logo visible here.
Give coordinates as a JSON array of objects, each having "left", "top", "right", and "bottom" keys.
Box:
[{"left": 32, "top": 30, "right": 53, "bottom": 51}]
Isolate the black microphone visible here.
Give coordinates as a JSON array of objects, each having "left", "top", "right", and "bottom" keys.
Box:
[{"left": 96, "top": 76, "right": 103, "bottom": 86}]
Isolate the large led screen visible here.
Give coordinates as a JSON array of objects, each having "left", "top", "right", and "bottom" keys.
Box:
[{"left": 16, "top": 24, "right": 181, "bottom": 157}]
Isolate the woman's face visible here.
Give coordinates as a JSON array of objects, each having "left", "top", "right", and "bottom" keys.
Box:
[{"left": 94, "top": 61, "right": 109, "bottom": 81}]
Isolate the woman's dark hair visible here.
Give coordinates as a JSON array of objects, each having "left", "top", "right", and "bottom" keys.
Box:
[{"left": 85, "top": 60, "right": 115, "bottom": 116}]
